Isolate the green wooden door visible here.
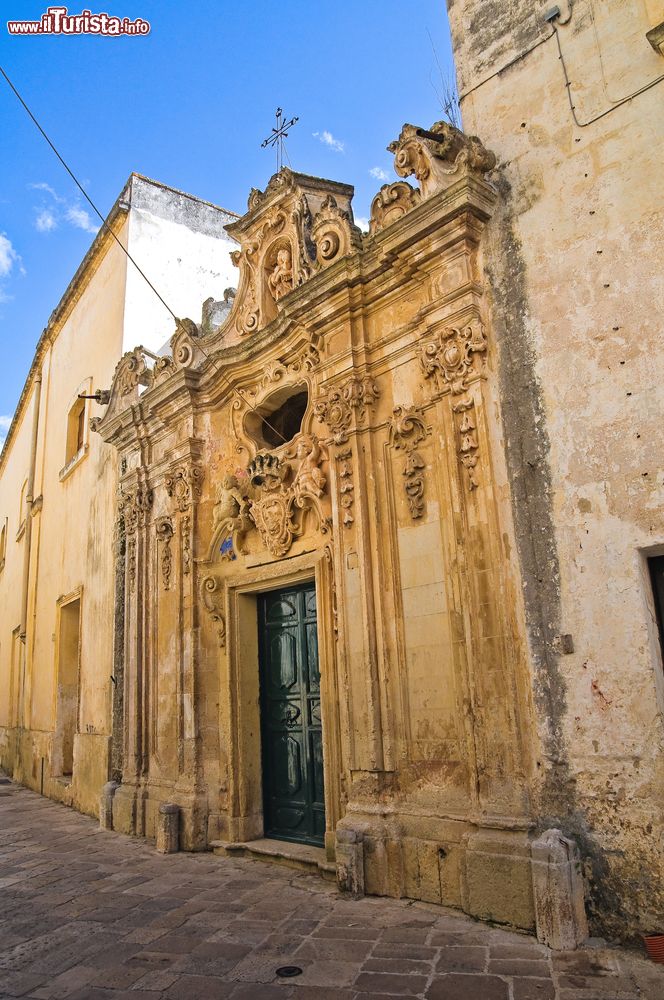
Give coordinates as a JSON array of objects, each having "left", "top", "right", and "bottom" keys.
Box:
[{"left": 258, "top": 583, "right": 325, "bottom": 846}]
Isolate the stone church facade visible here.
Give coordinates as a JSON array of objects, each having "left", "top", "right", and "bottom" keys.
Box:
[
  {"left": 1, "top": 0, "right": 663, "bottom": 948},
  {"left": 91, "top": 129, "right": 586, "bottom": 946}
]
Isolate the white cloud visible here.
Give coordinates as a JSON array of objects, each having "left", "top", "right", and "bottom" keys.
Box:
[
  {"left": 35, "top": 209, "right": 57, "bottom": 233},
  {"left": 369, "top": 166, "right": 389, "bottom": 181},
  {"left": 354, "top": 216, "right": 370, "bottom": 232},
  {"left": 0, "top": 414, "right": 12, "bottom": 448},
  {"left": 0, "top": 234, "right": 18, "bottom": 277},
  {"left": 313, "top": 130, "right": 345, "bottom": 153},
  {"left": 31, "top": 182, "right": 99, "bottom": 236},
  {"left": 30, "top": 181, "right": 63, "bottom": 202},
  {"left": 66, "top": 205, "right": 98, "bottom": 234},
  {"left": 0, "top": 233, "right": 24, "bottom": 302}
]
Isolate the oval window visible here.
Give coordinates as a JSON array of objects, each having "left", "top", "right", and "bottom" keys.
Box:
[{"left": 245, "top": 384, "right": 309, "bottom": 450}]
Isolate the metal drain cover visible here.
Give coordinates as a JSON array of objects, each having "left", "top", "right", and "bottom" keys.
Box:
[{"left": 276, "top": 966, "right": 303, "bottom": 978}]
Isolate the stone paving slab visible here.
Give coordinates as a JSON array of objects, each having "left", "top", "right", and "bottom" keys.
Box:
[{"left": 0, "top": 778, "right": 662, "bottom": 999}]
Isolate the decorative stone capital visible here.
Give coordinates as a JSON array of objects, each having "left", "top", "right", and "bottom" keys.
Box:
[
  {"left": 165, "top": 464, "right": 204, "bottom": 512},
  {"left": 314, "top": 375, "right": 380, "bottom": 444}
]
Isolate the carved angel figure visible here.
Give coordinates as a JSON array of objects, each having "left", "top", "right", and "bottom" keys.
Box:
[
  {"left": 214, "top": 474, "right": 251, "bottom": 530},
  {"left": 268, "top": 247, "right": 294, "bottom": 301},
  {"left": 292, "top": 434, "right": 326, "bottom": 499}
]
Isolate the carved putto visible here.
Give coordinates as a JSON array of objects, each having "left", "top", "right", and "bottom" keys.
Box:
[
  {"left": 267, "top": 245, "right": 294, "bottom": 301},
  {"left": 388, "top": 120, "right": 496, "bottom": 200}
]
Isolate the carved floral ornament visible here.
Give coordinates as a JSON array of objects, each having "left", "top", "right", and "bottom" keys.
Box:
[{"left": 213, "top": 432, "right": 331, "bottom": 560}]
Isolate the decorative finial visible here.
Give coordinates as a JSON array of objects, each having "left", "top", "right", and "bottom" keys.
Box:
[{"left": 261, "top": 107, "right": 299, "bottom": 172}]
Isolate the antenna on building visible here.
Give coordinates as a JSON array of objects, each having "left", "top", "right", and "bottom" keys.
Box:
[{"left": 261, "top": 107, "right": 299, "bottom": 172}]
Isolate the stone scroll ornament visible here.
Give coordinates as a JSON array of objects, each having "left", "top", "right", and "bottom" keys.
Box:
[
  {"left": 387, "top": 120, "right": 496, "bottom": 200},
  {"left": 201, "top": 575, "right": 226, "bottom": 648},
  {"left": 389, "top": 406, "right": 428, "bottom": 519}
]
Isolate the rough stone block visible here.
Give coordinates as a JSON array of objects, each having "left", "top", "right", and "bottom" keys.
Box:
[
  {"left": 335, "top": 827, "right": 365, "bottom": 897},
  {"left": 461, "top": 830, "right": 536, "bottom": 930},
  {"left": 99, "top": 780, "right": 119, "bottom": 830},
  {"left": 531, "top": 828, "right": 588, "bottom": 951},
  {"left": 156, "top": 802, "right": 180, "bottom": 854}
]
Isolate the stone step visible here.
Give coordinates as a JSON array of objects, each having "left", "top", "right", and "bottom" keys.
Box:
[{"left": 210, "top": 837, "right": 337, "bottom": 881}]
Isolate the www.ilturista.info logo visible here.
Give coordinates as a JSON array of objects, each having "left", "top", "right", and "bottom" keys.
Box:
[{"left": 7, "top": 6, "right": 150, "bottom": 35}]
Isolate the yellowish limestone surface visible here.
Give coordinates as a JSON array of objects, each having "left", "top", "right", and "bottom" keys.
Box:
[{"left": 446, "top": 0, "right": 664, "bottom": 937}]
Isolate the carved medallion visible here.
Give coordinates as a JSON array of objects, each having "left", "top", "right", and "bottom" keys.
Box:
[{"left": 421, "top": 321, "right": 487, "bottom": 395}]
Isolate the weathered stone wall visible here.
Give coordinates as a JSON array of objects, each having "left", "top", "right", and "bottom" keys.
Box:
[{"left": 446, "top": 0, "right": 664, "bottom": 938}]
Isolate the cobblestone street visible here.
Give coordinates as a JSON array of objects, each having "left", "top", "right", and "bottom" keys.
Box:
[{"left": 0, "top": 778, "right": 661, "bottom": 999}]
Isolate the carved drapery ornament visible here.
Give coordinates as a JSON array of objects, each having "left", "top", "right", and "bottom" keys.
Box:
[
  {"left": 201, "top": 575, "right": 226, "bottom": 648},
  {"left": 389, "top": 406, "right": 428, "bottom": 519},
  {"left": 336, "top": 449, "right": 355, "bottom": 526},
  {"left": 452, "top": 396, "right": 481, "bottom": 491},
  {"left": 314, "top": 375, "right": 380, "bottom": 444},
  {"left": 421, "top": 320, "right": 487, "bottom": 396},
  {"left": 388, "top": 120, "right": 496, "bottom": 200},
  {"left": 155, "top": 517, "right": 174, "bottom": 590}
]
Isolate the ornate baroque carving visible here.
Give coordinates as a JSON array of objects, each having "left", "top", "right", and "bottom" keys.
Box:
[
  {"left": 115, "top": 347, "right": 153, "bottom": 397},
  {"left": 201, "top": 575, "right": 226, "bottom": 648},
  {"left": 388, "top": 120, "right": 496, "bottom": 200},
  {"left": 155, "top": 517, "right": 174, "bottom": 590},
  {"left": 165, "top": 464, "right": 204, "bottom": 512},
  {"left": 214, "top": 433, "right": 330, "bottom": 559},
  {"left": 389, "top": 406, "right": 428, "bottom": 519},
  {"left": 420, "top": 320, "right": 487, "bottom": 395},
  {"left": 118, "top": 484, "right": 152, "bottom": 591},
  {"left": 452, "top": 396, "right": 480, "bottom": 491},
  {"left": 311, "top": 194, "right": 363, "bottom": 268},
  {"left": 118, "top": 484, "right": 153, "bottom": 535},
  {"left": 314, "top": 375, "right": 380, "bottom": 444},
  {"left": 336, "top": 449, "right": 355, "bottom": 527},
  {"left": 369, "top": 182, "right": 421, "bottom": 235},
  {"left": 267, "top": 245, "right": 294, "bottom": 301},
  {"left": 181, "top": 513, "right": 191, "bottom": 575}
]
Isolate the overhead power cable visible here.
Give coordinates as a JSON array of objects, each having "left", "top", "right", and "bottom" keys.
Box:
[
  {"left": 0, "top": 64, "right": 289, "bottom": 445},
  {"left": 0, "top": 63, "right": 179, "bottom": 324}
]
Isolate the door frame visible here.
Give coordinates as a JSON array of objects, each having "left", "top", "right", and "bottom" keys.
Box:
[
  {"left": 222, "top": 548, "right": 342, "bottom": 859},
  {"left": 258, "top": 581, "right": 324, "bottom": 847}
]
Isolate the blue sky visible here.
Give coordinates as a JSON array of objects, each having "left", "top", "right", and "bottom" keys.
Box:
[{"left": 0, "top": 0, "right": 456, "bottom": 432}]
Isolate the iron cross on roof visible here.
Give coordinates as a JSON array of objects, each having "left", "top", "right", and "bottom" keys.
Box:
[{"left": 261, "top": 107, "right": 299, "bottom": 172}]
